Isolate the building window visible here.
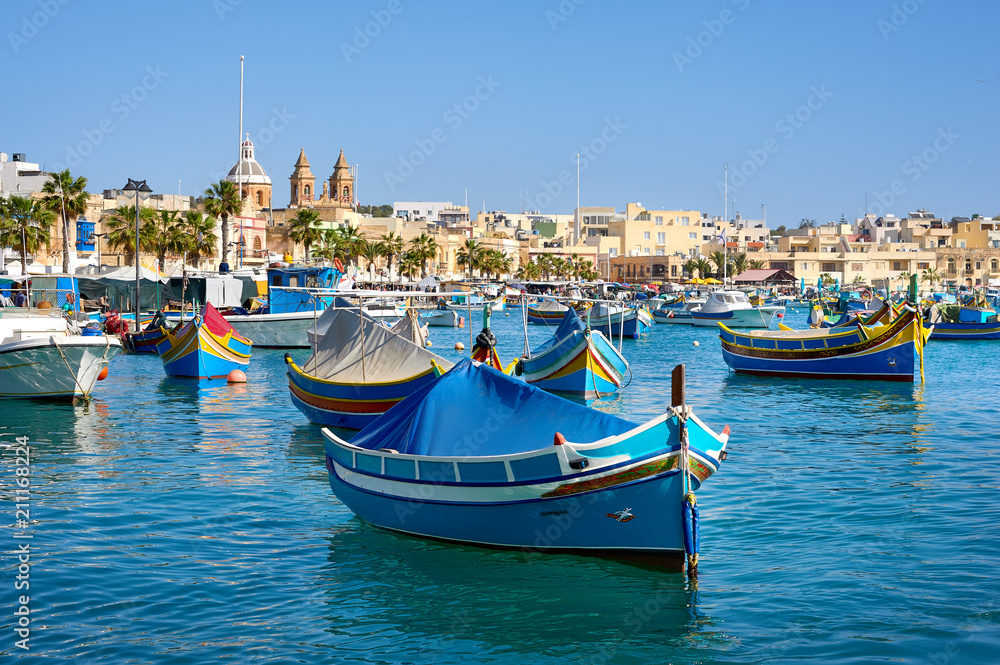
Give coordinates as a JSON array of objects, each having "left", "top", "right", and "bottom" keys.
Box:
[
  {"left": 966, "top": 260, "right": 973, "bottom": 272},
  {"left": 657, "top": 232, "right": 665, "bottom": 244},
  {"left": 253, "top": 237, "right": 262, "bottom": 251},
  {"left": 643, "top": 248, "right": 650, "bottom": 255},
  {"left": 771, "top": 262, "right": 788, "bottom": 270},
  {"left": 689, "top": 232, "right": 697, "bottom": 239},
  {"left": 671, "top": 265, "right": 677, "bottom": 276},
  {"left": 304, "top": 185, "right": 311, "bottom": 198},
  {"left": 947, "top": 259, "right": 955, "bottom": 273},
  {"left": 976, "top": 261, "right": 981, "bottom": 270},
  {"left": 609, "top": 248, "right": 618, "bottom": 257},
  {"left": 257, "top": 191, "right": 263, "bottom": 206},
  {"left": 681, "top": 217, "right": 690, "bottom": 226},
  {"left": 343, "top": 186, "right": 350, "bottom": 198},
  {"left": 992, "top": 259, "right": 999, "bottom": 272},
  {"left": 801, "top": 263, "right": 809, "bottom": 270},
  {"left": 293, "top": 185, "right": 298, "bottom": 200},
  {"left": 655, "top": 216, "right": 663, "bottom": 225},
  {"left": 643, "top": 232, "right": 650, "bottom": 240},
  {"left": 852, "top": 263, "right": 863, "bottom": 271},
  {"left": 655, "top": 249, "right": 665, "bottom": 256},
  {"left": 893, "top": 262, "right": 902, "bottom": 271},
  {"left": 822, "top": 263, "right": 836, "bottom": 272},
  {"left": 917, "top": 262, "right": 929, "bottom": 270}
]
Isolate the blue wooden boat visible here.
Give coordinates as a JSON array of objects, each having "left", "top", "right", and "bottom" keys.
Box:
[
  {"left": 526, "top": 299, "right": 569, "bottom": 324},
  {"left": 322, "top": 360, "right": 729, "bottom": 570},
  {"left": 285, "top": 306, "right": 454, "bottom": 429},
  {"left": 518, "top": 308, "right": 630, "bottom": 398},
  {"left": 154, "top": 303, "right": 252, "bottom": 378},
  {"left": 925, "top": 299, "right": 1000, "bottom": 340},
  {"left": 587, "top": 302, "right": 652, "bottom": 338},
  {"left": 124, "top": 311, "right": 168, "bottom": 354},
  {"left": 720, "top": 307, "right": 926, "bottom": 382}
]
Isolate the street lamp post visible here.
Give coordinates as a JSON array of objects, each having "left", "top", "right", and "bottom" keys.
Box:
[
  {"left": 122, "top": 178, "right": 152, "bottom": 331},
  {"left": 93, "top": 232, "right": 107, "bottom": 271}
]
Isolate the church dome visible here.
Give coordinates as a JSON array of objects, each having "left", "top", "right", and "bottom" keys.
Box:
[{"left": 225, "top": 135, "right": 272, "bottom": 186}]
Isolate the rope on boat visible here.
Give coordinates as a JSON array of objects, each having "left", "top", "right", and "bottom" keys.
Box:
[
  {"left": 683, "top": 492, "right": 700, "bottom": 573},
  {"left": 52, "top": 333, "right": 112, "bottom": 401}
]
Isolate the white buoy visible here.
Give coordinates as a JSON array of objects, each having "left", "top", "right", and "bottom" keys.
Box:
[{"left": 693, "top": 341, "right": 700, "bottom": 347}]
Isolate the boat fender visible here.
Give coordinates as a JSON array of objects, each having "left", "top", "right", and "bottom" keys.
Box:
[
  {"left": 458, "top": 316, "right": 465, "bottom": 328},
  {"left": 514, "top": 359, "right": 524, "bottom": 376},
  {"left": 476, "top": 328, "right": 497, "bottom": 349},
  {"left": 682, "top": 492, "right": 700, "bottom": 572},
  {"left": 283, "top": 353, "right": 293, "bottom": 365},
  {"left": 553, "top": 432, "right": 567, "bottom": 446},
  {"left": 334, "top": 258, "right": 345, "bottom": 272}
]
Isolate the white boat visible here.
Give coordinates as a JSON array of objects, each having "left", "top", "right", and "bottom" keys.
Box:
[
  {"left": 446, "top": 294, "right": 505, "bottom": 311},
  {"left": 362, "top": 300, "right": 406, "bottom": 319},
  {"left": 690, "top": 290, "right": 784, "bottom": 328},
  {"left": 0, "top": 309, "right": 122, "bottom": 399},
  {"left": 652, "top": 299, "right": 704, "bottom": 324},
  {"left": 420, "top": 304, "right": 461, "bottom": 327}
]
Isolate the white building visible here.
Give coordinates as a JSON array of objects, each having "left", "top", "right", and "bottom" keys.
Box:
[
  {"left": 0, "top": 152, "right": 51, "bottom": 196},
  {"left": 393, "top": 201, "right": 468, "bottom": 224}
]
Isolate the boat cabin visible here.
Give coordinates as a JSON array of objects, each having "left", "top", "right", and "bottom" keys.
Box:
[{"left": 267, "top": 266, "right": 342, "bottom": 314}]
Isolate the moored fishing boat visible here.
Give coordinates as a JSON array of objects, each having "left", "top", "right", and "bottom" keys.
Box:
[
  {"left": 526, "top": 298, "right": 569, "bottom": 324},
  {"left": 0, "top": 309, "right": 122, "bottom": 399},
  {"left": 420, "top": 302, "right": 461, "bottom": 327},
  {"left": 285, "top": 306, "right": 454, "bottom": 429},
  {"left": 518, "top": 308, "right": 629, "bottom": 398},
  {"left": 925, "top": 297, "right": 1000, "bottom": 340},
  {"left": 321, "top": 360, "right": 728, "bottom": 570},
  {"left": 586, "top": 301, "right": 653, "bottom": 338},
  {"left": 691, "top": 291, "right": 784, "bottom": 328},
  {"left": 719, "top": 306, "right": 926, "bottom": 382},
  {"left": 155, "top": 302, "right": 253, "bottom": 379},
  {"left": 123, "top": 311, "right": 169, "bottom": 354},
  {"left": 652, "top": 298, "right": 704, "bottom": 324}
]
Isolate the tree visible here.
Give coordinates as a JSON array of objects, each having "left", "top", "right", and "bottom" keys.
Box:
[
  {"left": 799, "top": 218, "right": 817, "bottom": 229},
  {"left": 709, "top": 250, "right": 728, "bottom": 278},
  {"left": 312, "top": 229, "right": 346, "bottom": 264},
  {"left": 357, "top": 238, "right": 385, "bottom": 281},
  {"left": 770, "top": 225, "right": 786, "bottom": 236},
  {"left": 179, "top": 210, "right": 217, "bottom": 269},
  {"left": 409, "top": 233, "right": 438, "bottom": 278},
  {"left": 202, "top": 180, "right": 241, "bottom": 268},
  {"left": 0, "top": 195, "right": 56, "bottom": 274},
  {"left": 731, "top": 252, "right": 750, "bottom": 277},
  {"left": 535, "top": 254, "right": 555, "bottom": 280},
  {"left": 337, "top": 225, "right": 364, "bottom": 268},
  {"left": 103, "top": 205, "right": 156, "bottom": 265},
  {"left": 288, "top": 209, "right": 323, "bottom": 260},
  {"left": 749, "top": 259, "right": 766, "bottom": 270},
  {"left": 379, "top": 232, "right": 404, "bottom": 279},
  {"left": 398, "top": 251, "right": 420, "bottom": 280},
  {"left": 42, "top": 169, "right": 89, "bottom": 274},
  {"left": 695, "top": 257, "right": 714, "bottom": 280},
  {"left": 144, "top": 210, "right": 187, "bottom": 272},
  {"left": 682, "top": 258, "right": 699, "bottom": 279},
  {"left": 456, "top": 239, "right": 482, "bottom": 280},
  {"left": 921, "top": 267, "right": 942, "bottom": 290},
  {"left": 819, "top": 272, "right": 835, "bottom": 286},
  {"left": 517, "top": 261, "right": 541, "bottom": 281}
]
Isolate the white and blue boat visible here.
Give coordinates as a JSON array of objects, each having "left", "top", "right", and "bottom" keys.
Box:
[
  {"left": 691, "top": 291, "right": 784, "bottom": 328},
  {"left": 322, "top": 360, "right": 729, "bottom": 569},
  {"left": 586, "top": 302, "right": 653, "bottom": 338},
  {"left": 518, "top": 308, "right": 630, "bottom": 399}
]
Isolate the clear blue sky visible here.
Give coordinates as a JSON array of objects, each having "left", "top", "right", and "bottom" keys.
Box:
[{"left": 6, "top": 0, "right": 998, "bottom": 227}]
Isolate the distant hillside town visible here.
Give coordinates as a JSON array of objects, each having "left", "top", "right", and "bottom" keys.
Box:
[{"left": 1, "top": 146, "right": 997, "bottom": 291}]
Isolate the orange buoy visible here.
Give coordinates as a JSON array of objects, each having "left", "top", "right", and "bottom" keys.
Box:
[
  {"left": 458, "top": 316, "right": 465, "bottom": 328},
  {"left": 227, "top": 369, "right": 247, "bottom": 383},
  {"left": 455, "top": 342, "right": 465, "bottom": 351},
  {"left": 97, "top": 366, "right": 109, "bottom": 381}
]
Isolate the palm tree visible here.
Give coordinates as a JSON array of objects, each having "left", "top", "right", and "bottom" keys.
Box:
[
  {"left": 398, "top": 251, "right": 420, "bottom": 280},
  {"left": 312, "top": 229, "right": 345, "bottom": 264},
  {"left": 731, "top": 252, "right": 750, "bottom": 277},
  {"left": 749, "top": 259, "right": 766, "bottom": 270},
  {"left": 379, "top": 232, "right": 404, "bottom": 280},
  {"left": 103, "top": 205, "right": 157, "bottom": 266},
  {"left": 337, "top": 225, "right": 364, "bottom": 268},
  {"left": 178, "top": 210, "right": 218, "bottom": 269},
  {"left": 42, "top": 169, "right": 89, "bottom": 274},
  {"left": 288, "top": 209, "right": 323, "bottom": 261},
  {"left": 145, "top": 210, "right": 187, "bottom": 272},
  {"left": 682, "top": 258, "right": 699, "bottom": 280},
  {"left": 357, "top": 238, "right": 385, "bottom": 281},
  {"left": 535, "top": 254, "right": 555, "bottom": 281},
  {"left": 1, "top": 195, "right": 56, "bottom": 274},
  {"left": 409, "top": 233, "right": 438, "bottom": 278},
  {"left": 456, "top": 239, "right": 482, "bottom": 280},
  {"left": 202, "top": 180, "right": 241, "bottom": 269},
  {"left": 695, "top": 257, "right": 714, "bottom": 281},
  {"left": 517, "top": 261, "right": 542, "bottom": 281},
  {"left": 819, "top": 272, "right": 835, "bottom": 286},
  {"left": 709, "top": 251, "right": 728, "bottom": 279},
  {"left": 922, "top": 267, "right": 942, "bottom": 290}
]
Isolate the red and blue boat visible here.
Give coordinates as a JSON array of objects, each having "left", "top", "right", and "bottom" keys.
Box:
[
  {"left": 518, "top": 308, "right": 630, "bottom": 399},
  {"left": 925, "top": 297, "right": 1000, "bottom": 340},
  {"left": 154, "top": 303, "right": 253, "bottom": 378}
]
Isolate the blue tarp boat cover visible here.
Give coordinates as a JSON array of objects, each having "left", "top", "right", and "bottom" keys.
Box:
[
  {"left": 533, "top": 308, "right": 586, "bottom": 356},
  {"left": 350, "top": 359, "right": 636, "bottom": 457}
]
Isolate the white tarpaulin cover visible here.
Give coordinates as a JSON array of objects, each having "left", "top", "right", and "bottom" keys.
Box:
[
  {"left": 389, "top": 308, "right": 429, "bottom": 347},
  {"left": 532, "top": 299, "right": 569, "bottom": 313},
  {"left": 304, "top": 307, "right": 452, "bottom": 381},
  {"left": 100, "top": 265, "right": 169, "bottom": 284}
]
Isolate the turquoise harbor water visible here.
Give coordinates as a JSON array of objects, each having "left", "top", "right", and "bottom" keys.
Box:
[{"left": 1, "top": 310, "right": 998, "bottom": 663}]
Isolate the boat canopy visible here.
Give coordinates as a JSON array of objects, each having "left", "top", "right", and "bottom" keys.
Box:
[
  {"left": 303, "top": 307, "right": 452, "bottom": 382},
  {"left": 349, "top": 359, "right": 636, "bottom": 457},
  {"left": 532, "top": 308, "right": 585, "bottom": 356},
  {"left": 532, "top": 299, "right": 569, "bottom": 313},
  {"left": 388, "top": 309, "right": 429, "bottom": 346}
]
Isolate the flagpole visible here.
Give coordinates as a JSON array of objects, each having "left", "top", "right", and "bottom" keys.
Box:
[{"left": 723, "top": 164, "right": 727, "bottom": 285}]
